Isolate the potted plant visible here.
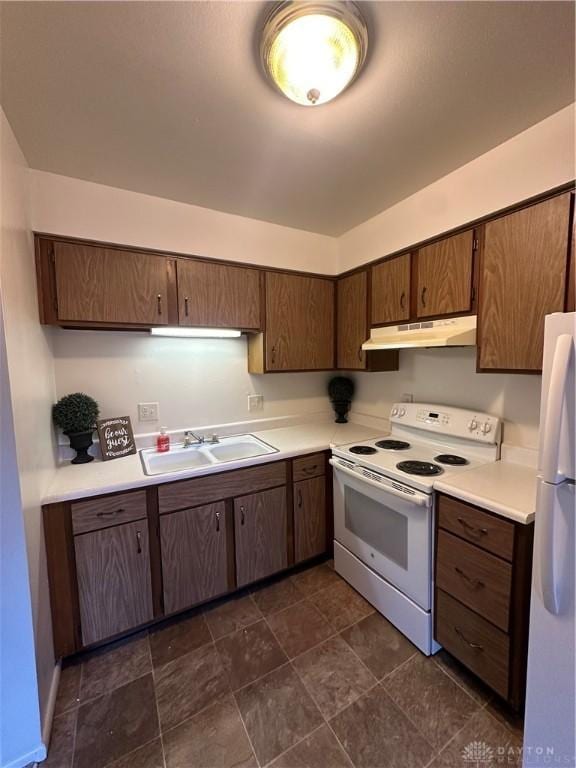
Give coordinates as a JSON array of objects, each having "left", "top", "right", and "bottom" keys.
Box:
[
  {"left": 328, "top": 376, "right": 355, "bottom": 423},
  {"left": 53, "top": 392, "right": 100, "bottom": 464}
]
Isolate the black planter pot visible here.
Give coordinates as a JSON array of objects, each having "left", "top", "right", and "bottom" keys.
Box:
[
  {"left": 331, "top": 399, "right": 351, "bottom": 424},
  {"left": 66, "top": 430, "right": 95, "bottom": 464}
]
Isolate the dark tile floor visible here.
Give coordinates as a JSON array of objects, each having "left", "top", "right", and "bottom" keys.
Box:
[{"left": 46, "top": 562, "right": 524, "bottom": 768}]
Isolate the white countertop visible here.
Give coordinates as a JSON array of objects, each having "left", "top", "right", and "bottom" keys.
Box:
[
  {"left": 434, "top": 460, "right": 538, "bottom": 524},
  {"left": 43, "top": 420, "right": 384, "bottom": 505}
]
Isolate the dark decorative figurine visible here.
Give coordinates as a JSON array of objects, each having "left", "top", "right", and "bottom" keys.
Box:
[{"left": 328, "top": 376, "right": 355, "bottom": 423}]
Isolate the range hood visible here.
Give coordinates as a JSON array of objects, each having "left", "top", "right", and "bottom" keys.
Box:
[{"left": 362, "top": 315, "right": 477, "bottom": 351}]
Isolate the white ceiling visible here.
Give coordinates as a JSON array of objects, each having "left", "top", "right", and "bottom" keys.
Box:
[{"left": 1, "top": 1, "right": 574, "bottom": 236}]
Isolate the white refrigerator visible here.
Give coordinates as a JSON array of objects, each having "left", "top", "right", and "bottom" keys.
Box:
[{"left": 523, "top": 312, "right": 576, "bottom": 767}]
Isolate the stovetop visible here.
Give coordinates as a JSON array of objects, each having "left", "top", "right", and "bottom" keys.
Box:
[{"left": 331, "top": 402, "right": 501, "bottom": 494}]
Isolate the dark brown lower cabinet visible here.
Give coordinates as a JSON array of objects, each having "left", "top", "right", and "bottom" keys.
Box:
[
  {"left": 160, "top": 501, "right": 228, "bottom": 614},
  {"left": 234, "top": 487, "right": 288, "bottom": 587},
  {"left": 434, "top": 493, "right": 533, "bottom": 711},
  {"left": 294, "top": 476, "right": 326, "bottom": 563},
  {"left": 74, "top": 520, "right": 154, "bottom": 646}
]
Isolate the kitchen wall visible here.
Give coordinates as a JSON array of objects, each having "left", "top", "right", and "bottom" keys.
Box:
[
  {"left": 351, "top": 348, "right": 541, "bottom": 450},
  {"left": 0, "top": 109, "right": 54, "bottom": 764},
  {"left": 52, "top": 330, "right": 333, "bottom": 433},
  {"left": 340, "top": 104, "right": 575, "bottom": 451}
]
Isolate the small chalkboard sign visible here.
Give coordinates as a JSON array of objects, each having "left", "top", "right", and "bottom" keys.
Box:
[{"left": 97, "top": 416, "right": 137, "bottom": 461}]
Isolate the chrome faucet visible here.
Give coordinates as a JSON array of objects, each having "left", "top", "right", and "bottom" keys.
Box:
[{"left": 183, "top": 430, "right": 205, "bottom": 447}]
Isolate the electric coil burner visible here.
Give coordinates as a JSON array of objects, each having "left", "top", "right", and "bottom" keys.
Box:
[
  {"left": 396, "top": 460, "right": 443, "bottom": 476},
  {"left": 434, "top": 454, "right": 469, "bottom": 466},
  {"left": 349, "top": 445, "right": 378, "bottom": 455},
  {"left": 375, "top": 439, "right": 411, "bottom": 451}
]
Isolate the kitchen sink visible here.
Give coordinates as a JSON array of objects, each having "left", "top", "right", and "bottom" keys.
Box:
[{"left": 140, "top": 433, "right": 278, "bottom": 476}]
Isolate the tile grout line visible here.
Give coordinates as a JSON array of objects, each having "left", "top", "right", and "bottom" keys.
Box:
[
  {"left": 69, "top": 663, "right": 82, "bottom": 768},
  {"left": 261, "top": 722, "right": 328, "bottom": 768},
  {"left": 431, "top": 655, "right": 492, "bottom": 710},
  {"left": 230, "top": 691, "right": 262, "bottom": 768},
  {"left": 147, "top": 634, "right": 167, "bottom": 768}
]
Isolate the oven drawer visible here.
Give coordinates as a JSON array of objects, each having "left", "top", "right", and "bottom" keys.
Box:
[
  {"left": 436, "top": 530, "right": 512, "bottom": 631},
  {"left": 293, "top": 452, "right": 325, "bottom": 482},
  {"left": 436, "top": 589, "right": 509, "bottom": 698},
  {"left": 438, "top": 495, "right": 514, "bottom": 561}
]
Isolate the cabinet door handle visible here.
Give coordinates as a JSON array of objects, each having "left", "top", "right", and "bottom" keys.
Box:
[
  {"left": 96, "top": 508, "right": 124, "bottom": 518},
  {"left": 271, "top": 346, "right": 276, "bottom": 365},
  {"left": 454, "top": 566, "right": 484, "bottom": 590},
  {"left": 358, "top": 346, "right": 363, "bottom": 362},
  {"left": 240, "top": 506, "right": 245, "bottom": 525},
  {"left": 455, "top": 626, "right": 484, "bottom": 651},
  {"left": 400, "top": 291, "right": 406, "bottom": 309},
  {"left": 157, "top": 294, "right": 163, "bottom": 315},
  {"left": 184, "top": 297, "right": 189, "bottom": 317},
  {"left": 297, "top": 490, "right": 303, "bottom": 508},
  {"left": 457, "top": 517, "right": 488, "bottom": 538},
  {"left": 136, "top": 530, "right": 142, "bottom": 554},
  {"left": 420, "top": 286, "right": 427, "bottom": 307},
  {"left": 215, "top": 510, "right": 221, "bottom": 532}
]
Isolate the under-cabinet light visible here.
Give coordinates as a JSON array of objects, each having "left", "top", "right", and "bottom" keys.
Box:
[{"left": 150, "top": 327, "right": 242, "bottom": 339}]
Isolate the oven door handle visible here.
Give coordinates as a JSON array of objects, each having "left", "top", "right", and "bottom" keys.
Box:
[{"left": 329, "top": 459, "right": 431, "bottom": 508}]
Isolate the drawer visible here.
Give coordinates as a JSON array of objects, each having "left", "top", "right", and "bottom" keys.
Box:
[
  {"left": 71, "top": 490, "right": 147, "bottom": 535},
  {"left": 436, "top": 530, "right": 512, "bottom": 631},
  {"left": 158, "top": 460, "right": 287, "bottom": 514},
  {"left": 438, "top": 494, "right": 515, "bottom": 561},
  {"left": 436, "top": 589, "right": 509, "bottom": 698},
  {"left": 292, "top": 452, "right": 326, "bottom": 482}
]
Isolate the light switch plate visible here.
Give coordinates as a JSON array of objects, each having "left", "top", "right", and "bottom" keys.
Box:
[
  {"left": 248, "top": 394, "right": 264, "bottom": 412},
  {"left": 138, "top": 402, "right": 159, "bottom": 422}
]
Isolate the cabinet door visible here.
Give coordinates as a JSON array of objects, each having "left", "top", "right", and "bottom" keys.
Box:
[
  {"left": 294, "top": 477, "right": 326, "bottom": 563},
  {"left": 337, "top": 271, "right": 367, "bottom": 369},
  {"left": 54, "top": 242, "right": 170, "bottom": 325},
  {"left": 478, "top": 195, "right": 570, "bottom": 371},
  {"left": 371, "top": 254, "right": 411, "bottom": 325},
  {"left": 265, "top": 273, "right": 334, "bottom": 370},
  {"left": 74, "top": 520, "right": 153, "bottom": 646},
  {"left": 416, "top": 231, "right": 474, "bottom": 318},
  {"left": 160, "top": 502, "right": 228, "bottom": 614},
  {"left": 177, "top": 260, "right": 261, "bottom": 329},
  {"left": 234, "top": 487, "right": 287, "bottom": 587}
]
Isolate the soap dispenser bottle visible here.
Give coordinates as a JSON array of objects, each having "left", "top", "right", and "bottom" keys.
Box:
[{"left": 156, "top": 427, "right": 170, "bottom": 453}]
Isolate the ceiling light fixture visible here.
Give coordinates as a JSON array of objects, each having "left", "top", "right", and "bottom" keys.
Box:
[
  {"left": 261, "top": 1, "right": 368, "bottom": 106},
  {"left": 150, "top": 328, "right": 242, "bottom": 339}
]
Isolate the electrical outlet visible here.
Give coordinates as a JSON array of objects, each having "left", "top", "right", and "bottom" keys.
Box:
[
  {"left": 401, "top": 393, "right": 414, "bottom": 403},
  {"left": 138, "top": 402, "right": 159, "bottom": 422},
  {"left": 248, "top": 394, "right": 264, "bottom": 412}
]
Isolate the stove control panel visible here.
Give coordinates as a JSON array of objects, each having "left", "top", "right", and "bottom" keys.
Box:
[{"left": 390, "top": 402, "right": 501, "bottom": 444}]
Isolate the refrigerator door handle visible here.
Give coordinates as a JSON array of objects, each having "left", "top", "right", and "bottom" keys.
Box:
[
  {"left": 541, "top": 333, "right": 572, "bottom": 484},
  {"left": 537, "top": 481, "right": 561, "bottom": 615}
]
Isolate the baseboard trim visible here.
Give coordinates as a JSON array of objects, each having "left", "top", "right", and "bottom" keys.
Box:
[
  {"left": 1, "top": 742, "right": 46, "bottom": 768},
  {"left": 40, "top": 661, "right": 61, "bottom": 757}
]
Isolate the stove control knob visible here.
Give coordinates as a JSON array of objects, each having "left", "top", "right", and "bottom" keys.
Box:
[
  {"left": 398, "top": 407, "right": 406, "bottom": 417},
  {"left": 467, "top": 419, "right": 478, "bottom": 431},
  {"left": 481, "top": 422, "right": 492, "bottom": 435},
  {"left": 391, "top": 407, "right": 399, "bottom": 417}
]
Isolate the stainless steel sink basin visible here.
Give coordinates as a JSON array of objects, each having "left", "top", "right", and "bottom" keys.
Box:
[{"left": 140, "top": 433, "right": 277, "bottom": 476}]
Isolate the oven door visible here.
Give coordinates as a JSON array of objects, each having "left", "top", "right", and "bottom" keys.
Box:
[{"left": 331, "top": 459, "right": 433, "bottom": 611}]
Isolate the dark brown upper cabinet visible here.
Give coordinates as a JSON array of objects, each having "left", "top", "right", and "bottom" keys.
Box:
[
  {"left": 177, "top": 259, "right": 262, "bottom": 330},
  {"left": 337, "top": 270, "right": 399, "bottom": 372},
  {"left": 416, "top": 230, "right": 475, "bottom": 319},
  {"left": 48, "top": 241, "right": 174, "bottom": 326},
  {"left": 477, "top": 194, "right": 571, "bottom": 372},
  {"left": 371, "top": 253, "right": 411, "bottom": 326},
  {"left": 249, "top": 272, "right": 335, "bottom": 372}
]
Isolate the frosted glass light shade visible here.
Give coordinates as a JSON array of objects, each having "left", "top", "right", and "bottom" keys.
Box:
[{"left": 261, "top": 2, "right": 368, "bottom": 106}]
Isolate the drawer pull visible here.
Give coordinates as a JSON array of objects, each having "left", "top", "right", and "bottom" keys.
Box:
[
  {"left": 454, "top": 566, "right": 485, "bottom": 590},
  {"left": 457, "top": 517, "right": 488, "bottom": 537},
  {"left": 455, "top": 626, "right": 484, "bottom": 652},
  {"left": 136, "top": 530, "right": 142, "bottom": 554},
  {"left": 96, "top": 508, "right": 124, "bottom": 518},
  {"left": 215, "top": 510, "right": 221, "bottom": 532},
  {"left": 303, "top": 465, "right": 319, "bottom": 475}
]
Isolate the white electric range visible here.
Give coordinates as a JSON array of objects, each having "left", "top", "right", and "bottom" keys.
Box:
[{"left": 330, "top": 402, "right": 501, "bottom": 655}]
